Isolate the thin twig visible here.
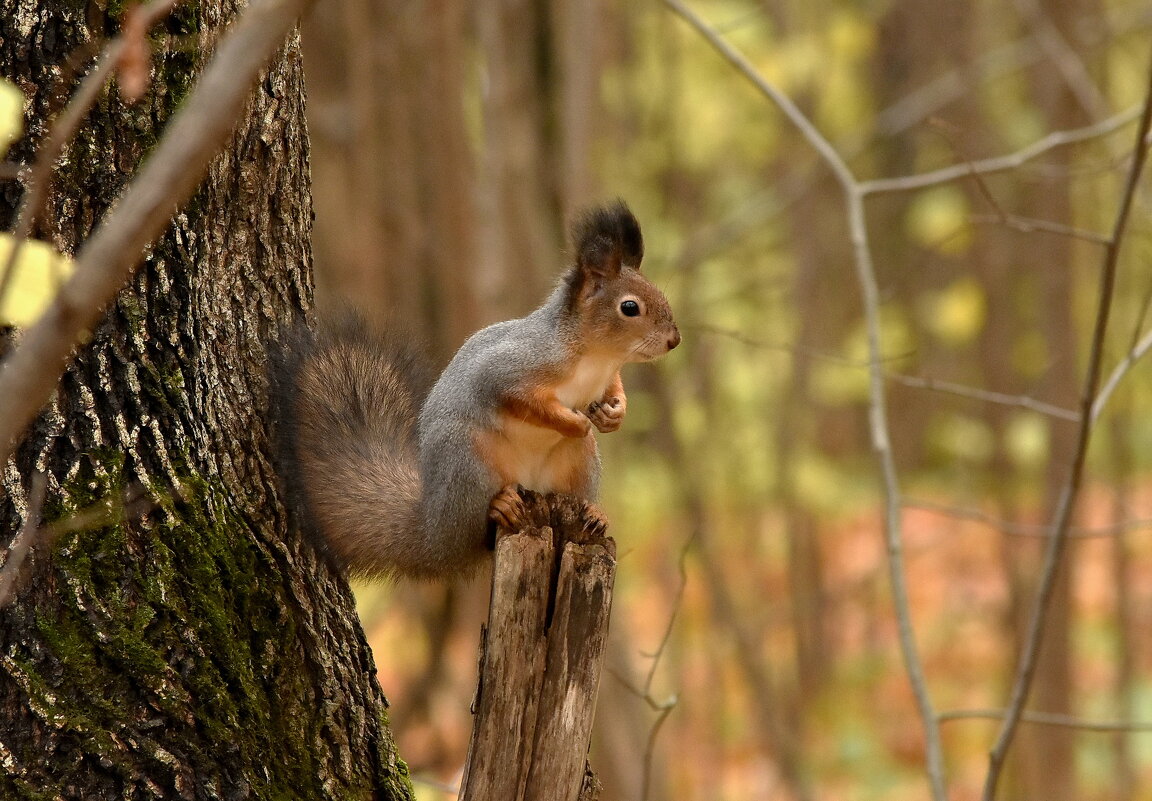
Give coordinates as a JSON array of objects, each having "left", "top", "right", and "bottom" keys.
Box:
[
  {"left": 872, "top": 2, "right": 1152, "bottom": 138},
  {"left": 874, "top": 37, "right": 1046, "bottom": 138},
  {"left": 888, "top": 373, "right": 1080, "bottom": 422},
  {"left": 1011, "top": 0, "right": 1111, "bottom": 122},
  {"left": 639, "top": 539, "right": 690, "bottom": 801},
  {"left": 905, "top": 498, "right": 1152, "bottom": 539},
  {"left": 968, "top": 213, "right": 1112, "bottom": 244},
  {"left": 664, "top": 2, "right": 947, "bottom": 797},
  {"left": 0, "top": 0, "right": 317, "bottom": 466},
  {"left": 861, "top": 105, "right": 1141, "bottom": 196},
  {"left": 700, "top": 324, "right": 1081, "bottom": 421},
  {"left": 0, "top": 483, "right": 152, "bottom": 609},
  {"left": 641, "top": 704, "right": 676, "bottom": 801},
  {"left": 943, "top": 708, "right": 1152, "bottom": 733},
  {"left": 1091, "top": 326, "right": 1152, "bottom": 422},
  {"left": 981, "top": 49, "right": 1152, "bottom": 801},
  {"left": 642, "top": 537, "right": 692, "bottom": 698},
  {"left": 927, "top": 117, "right": 1115, "bottom": 248},
  {"left": 694, "top": 323, "right": 914, "bottom": 366},
  {"left": 607, "top": 665, "right": 679, "bottom": 801},
  {"left": 608, "top": 534, "right": 692, "bottom": 801},
  {"left": 0, "top": 471, "right": 46, "bottom": 608},
  {"left": 1129, "top": 277, "right": 1152, "bottom": 350}
]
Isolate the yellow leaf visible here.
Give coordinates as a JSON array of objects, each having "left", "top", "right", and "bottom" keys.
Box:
[
  {"left": 828, "top": 10, "right": 874, "bottom": 60},
  {"left": 929, "top": 413, "right": 994, "bottom": 464},
  {"left": 0, "top": 235, "right": 75, "bottom": 327},
  {"left": 1004, "top": 411, "right": 1049, "bottom": 470},
  {"left": 905, "top": 186, "right": 972, "bottom": 254},
  {"left": 0, "top": 78, "right": 23, "bottom": 158},
  {"left": 920, "top": 277, "right": 987, "bottom": 346}
]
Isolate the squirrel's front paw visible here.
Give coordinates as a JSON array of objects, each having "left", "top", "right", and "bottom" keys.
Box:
[
  {"left": 587, "top": 397, "right": 626, "bottom": 433},
  {"left": 489, "top": 484, "right": 528, "bottom": 534}
]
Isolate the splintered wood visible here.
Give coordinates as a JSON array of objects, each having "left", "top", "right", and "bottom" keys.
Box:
[{"left": 459, "top": 489, "right": 615, "bottom": 801}]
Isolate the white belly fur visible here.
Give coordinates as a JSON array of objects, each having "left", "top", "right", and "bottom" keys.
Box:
[
  {"left": 496, "top": 353, "right": 617, "bottom": 489},
  {"left": 499, "top": 418, "right": 566, "bottom": 488},
  {"left": 554, "top": 352, "right": 619, "bottom": 409}
]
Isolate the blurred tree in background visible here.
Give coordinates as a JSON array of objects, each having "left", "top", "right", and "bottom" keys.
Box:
[{"left": 303, "top": 1, "right": 1152, "bottom": 799}]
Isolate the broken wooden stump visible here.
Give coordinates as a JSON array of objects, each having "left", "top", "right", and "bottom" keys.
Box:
[{"left": 459, "top": 489, "right": 616, "bottom": 801}]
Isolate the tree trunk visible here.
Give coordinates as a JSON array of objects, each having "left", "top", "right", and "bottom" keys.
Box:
[
  {"left": 0, "top": 3, "right": 412, "bottom": 799},
  {"left": 1008, "top": 3, "right": 1099, "bottom": 795},
  {"left": 475, "top": 0, "right": 564, "bottom": 320},
  {"left": 302, "top": 0, "right": 481, "bottom": 361}
]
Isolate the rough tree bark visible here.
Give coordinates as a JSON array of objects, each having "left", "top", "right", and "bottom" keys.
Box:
[{"left": 0, "top": 2, "right": 412, "bottom": 799}]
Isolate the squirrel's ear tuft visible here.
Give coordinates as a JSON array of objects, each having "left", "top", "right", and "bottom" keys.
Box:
[{"left": 572, "top": 200, "right": 644, "bottom": 278}]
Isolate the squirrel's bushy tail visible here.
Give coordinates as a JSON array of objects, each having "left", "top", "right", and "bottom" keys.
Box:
[{"left": 274, "top": 313, "right": 432, "bottom": 578}]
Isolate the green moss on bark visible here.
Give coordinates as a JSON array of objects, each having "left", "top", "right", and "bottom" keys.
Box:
[{"left": 0, "top": 453, "right": 408, "bottom": 801}]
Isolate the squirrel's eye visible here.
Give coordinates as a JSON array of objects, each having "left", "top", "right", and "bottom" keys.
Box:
[{"left": 620, "top": 300, "right": 641, "bottom": 317}]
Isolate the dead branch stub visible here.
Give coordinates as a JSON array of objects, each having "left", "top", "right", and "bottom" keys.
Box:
[{"left": 460, "top": 489, "right": 615, "bottom": 801}]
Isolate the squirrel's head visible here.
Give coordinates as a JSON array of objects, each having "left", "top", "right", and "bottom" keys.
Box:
[{"left": 563, "top": 201, "right": 681, "bottom": 363}]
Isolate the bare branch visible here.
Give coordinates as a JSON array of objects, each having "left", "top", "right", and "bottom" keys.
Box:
[
  {"left": 0, "top": 480, "right": 151, "bottom": 608},
  {"left": 1091, "top": 326, "right": 1152, "bottom": 422},
  {"left": 968, "top": 212, "right": 1112, "bottom": 245},
  {"left": 643, "top": 536, "right": 692, "bottom": 695},
  {"left": 665, "top": 2, "right": 947, "bottom": 797},
  {"left": 694, "top": 323, "right": 914, "bottom": 366},
  {"left": 700, "top": 326, "right": 1081, "bottom": 422},
  {"left": 876, "top": 39, "right": 1047, "bottom": 138},
  {"left": 926, "top": 118, "right": 1116, "bottom": 247},
  {"left": 667, "top": 6, "right": 1151, "bottom": 799},
  {"left": 0, "top": 0, "right": 316, "bottom": 466},
  {"left": 943, "top": 708, "right": 1152, "bottom": 733},
  {"left": 905, "top": 498, "right": 1152, "bottom": 539},
  {"left": 607, "top": 534, "right": 691, "bottom": 801},
  {"left": 641, "top": 703, "right": 677, "bottom": 801},
  {"left": 887, "top": 373, "right": 1080, "bottom": 422},
  {"left": 873, "top": 4, "right": 1152, "bottom": 137},
  {"left": 0, "top": 471, "right": 46, "bottom": 608},
  {"left": 610, "top": 662, "right": 679, "bottom": 801},
  {"left": 640, "top": 539, "right": 690, "bottom": 800},
  {"left": 981, "top": 49, "right": 1152, "bottom": 801},
  {"left": 662, "top": 0, "right": 855, "bottom": 188},
  {"left": 1011, "top": 0, "right": 1112, "bottom": 121},
  {"left": 861, "top": 105, "right": 1141, "bottom": 196}
]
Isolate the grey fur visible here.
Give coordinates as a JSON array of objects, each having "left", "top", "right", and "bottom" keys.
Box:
[
  {"left": 281, "top": 315, "right": 443, "bottom": 578},
  {"left": 279, "top": 202, "right": 677, "bottom": 580},
  {"left": 418, "top": 285, "right": 599, "bottom": 572}
]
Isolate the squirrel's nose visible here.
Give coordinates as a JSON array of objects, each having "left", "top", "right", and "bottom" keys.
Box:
[{"left": 667, "top": 327, "right": 681, "bottom": 351}]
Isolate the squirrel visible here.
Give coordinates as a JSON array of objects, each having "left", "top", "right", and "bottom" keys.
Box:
[{"left": 279, "top": 201, "right": 680, "bottom": 579}]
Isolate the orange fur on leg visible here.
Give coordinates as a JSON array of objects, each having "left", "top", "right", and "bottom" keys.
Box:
[
  {"left": 501, "top": 386, "right": 591, "bottom": 438},
  {"left": 546, "top": 435, "right": 599, "bottom": 496}
]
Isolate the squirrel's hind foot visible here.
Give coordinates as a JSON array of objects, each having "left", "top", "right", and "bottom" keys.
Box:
[
  {"left": 488, "top": 486, "right": 613, "bottom": 557},
  {"left": 489, "top": 484, "right": 529, "bottom": 535}
]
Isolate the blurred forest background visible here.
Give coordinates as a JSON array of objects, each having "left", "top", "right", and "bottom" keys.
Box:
[{"left": 301, "top": 0, "right": 1152, "bottom": 799}]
